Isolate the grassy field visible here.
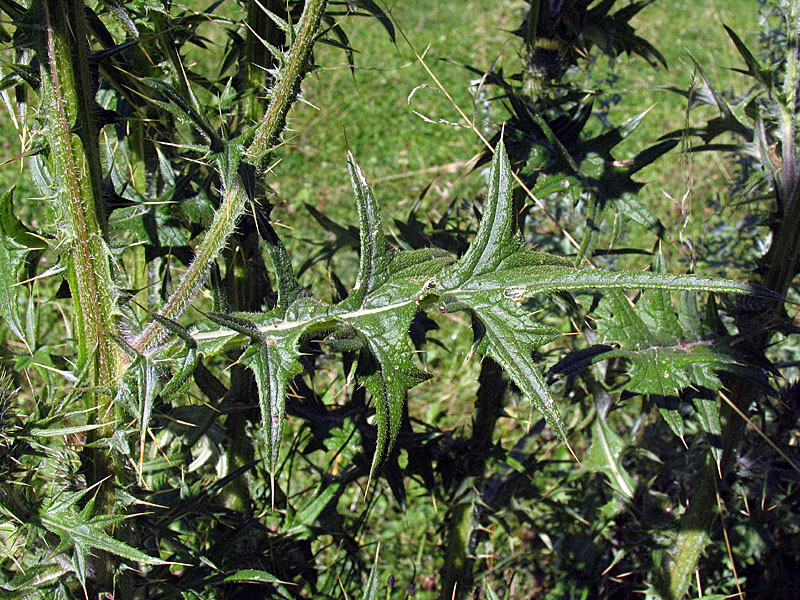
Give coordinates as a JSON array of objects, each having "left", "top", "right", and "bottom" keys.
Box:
[
  {"left": 269, "top": 0, "right": 761, "bottom": 236},
  {"left": 269, "top": 0, "right": 518, "bottom": 241},
  {"left": 0, "top": 0, "right": 760, "bottom": 232}
]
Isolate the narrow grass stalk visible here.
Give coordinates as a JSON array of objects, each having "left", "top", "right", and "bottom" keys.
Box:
[
  {"left": 662, "top": 3, "right": 800, "bottom": 596},
  {"left": 132, "top": 0, "right": 329, "bottom": 354}
]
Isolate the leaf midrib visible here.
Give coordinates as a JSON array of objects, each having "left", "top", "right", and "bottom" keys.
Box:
[{"left": 192, "top": 297, "right": 423, "bottom": 344}]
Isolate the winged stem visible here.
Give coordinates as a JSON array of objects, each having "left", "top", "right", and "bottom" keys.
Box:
[
  {"left": 37, "top": 0, "right": 127, "bottom": 589},
  {"left": 39, "top": 0, "right": 120, "bottom": 376},
  {"left": 245, "top": 0, "right": 285, "bottom": 123}
]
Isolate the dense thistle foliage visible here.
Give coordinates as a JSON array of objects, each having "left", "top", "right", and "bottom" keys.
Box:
[{"left": 0, "top": 1, "right": 798, "bottom": 599}]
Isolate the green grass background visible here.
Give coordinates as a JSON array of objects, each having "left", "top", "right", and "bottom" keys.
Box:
[
  {"left": 268, "top": 0, "right": 761, "bottom": 235},
  {"left": 0, "top": 0, "right": 761, "bottom": 237}
]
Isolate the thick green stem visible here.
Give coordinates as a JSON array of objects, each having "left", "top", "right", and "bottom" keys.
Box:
[
  {"left": 662, "top": 4, "right": 800, "bottom": 597},
  {"left": 440, "top": 359, "right": 507, "bottom": 600},
  {"left": 132, "top": 0, "right": 329, "bottom": 354},
  {"left": 38, "top": 0, "right": 125, "bottom": 590},
  {"left": 39, "top": 0, "right": 122, "bottom": 436}
]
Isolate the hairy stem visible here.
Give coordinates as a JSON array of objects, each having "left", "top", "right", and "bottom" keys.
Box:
[
  {"left": 245, "top": 0, "right": 286, "bottom": 123},
  {"left": 132, "top": 0, "right": 328, "bottom": 354},
  {"left": 39, "top": 0, "right": 122, "bottom": 442},
  {"left": 248, "top": 0, "right": 328, "bottom": 165},
  {"left": 37, "top": 0, "right": 125, "bottom": 589}
]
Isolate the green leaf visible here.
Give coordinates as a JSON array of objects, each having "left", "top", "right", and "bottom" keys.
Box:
[
  {"left": 360, "top": 543, "right": 381, "bottom": 600},
  {"left": 224, "top": 568, "right": 293, "bottom": 598},
  {"left": 223, "top": 569, "right": 282, "bottom": 584},
  {"left": 346, "top": 153, "right": 393, "bottom": 305},
  {"left": 114, "top": 347, "right": 160, "bottom": 464},
  {"left": 240, "top": 331, "right": 303, "bottom": 473},
  {"left": 40, "top": 489, "right": 170, "bottom": 581},
  {"left": 723, "top": 25, "right": 773, "bottom": 91},
  {"left": 692, "top": 395, "right": 723, "bottom": 471},
  {"left": 0, "top": 189, "right": 43, "bottom": 346},
  {"left": 28, "top": 422, "right": 110, "bottom": 438},
  {"left": 339, "top": 156, "right": 447, "bottom": 475},
  {"left": 438, "top": 143, "right": 763, "bottom": 446},
  {"left": 582, "top": 399, "right": 636, "bottom": 500},
  {"left": 594, "top": 283, "right": 739, "bottom": 466},
  {"left": 439, "top": 141, "right": 568, "bottom": 437},
  {"left": 282, "top": 482, "right": 340, "bottom": 540}
]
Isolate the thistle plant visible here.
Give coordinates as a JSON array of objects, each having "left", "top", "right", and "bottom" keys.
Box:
[{"left": 0, "top": 1, "right": 794, "bottom": 599}]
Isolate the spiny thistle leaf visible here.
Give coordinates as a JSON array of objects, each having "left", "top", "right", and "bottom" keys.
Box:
[
  {"left": 724, "top": 25, "right": 773, "bottom": 91},
  {"left": 40, "top": 489, "right": 169, "bottom": 586},
  {"left": 593, "top": 273, "right": 752, "bottom": 467},
  {"left": 439, "top": 141, "right": 570, "bottom": 437},
  {"left": 438, "top": 141, "right": 772, "bottom": 443},
  {"left": 204, "top": 297, "right": 326, "bottom": 477},
  {"left": 189, "top": 142, "right": 769, "bottom": 479},
  {"left": 346, "top": 153, "right": 393, "bottom": 304},
  {"left": 339, "top": 155, "right": 448, "bottom": 476},
  {"left": 241, "top": 337, "right": 303, "bottom": 474}
]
